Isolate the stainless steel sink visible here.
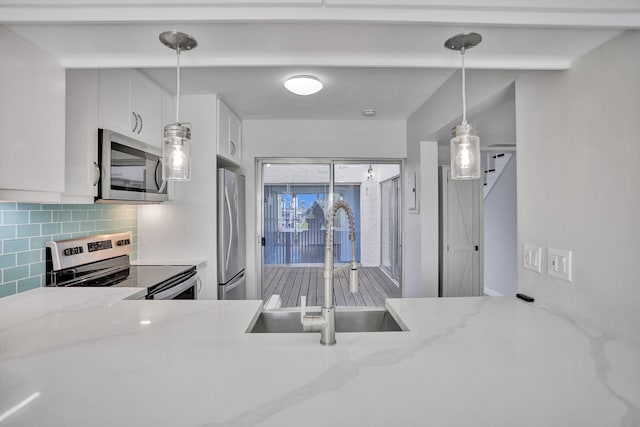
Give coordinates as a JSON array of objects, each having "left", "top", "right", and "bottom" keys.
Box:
[{"left": 248, "top": 307, "right": 406, "bottom": 333}]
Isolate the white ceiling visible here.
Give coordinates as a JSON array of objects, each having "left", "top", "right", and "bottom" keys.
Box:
[{"left": 3, "top": 1, "right": 635, "bottom": 120}]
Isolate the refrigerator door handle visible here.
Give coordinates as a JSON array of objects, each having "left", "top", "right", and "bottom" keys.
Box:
[{"left": 225, "top": 185, "right": 233, "bottom": 272}]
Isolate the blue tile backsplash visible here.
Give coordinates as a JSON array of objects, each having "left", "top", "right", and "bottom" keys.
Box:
[{"left": 0, "top": 203, "right": 137, "bottom": 298}]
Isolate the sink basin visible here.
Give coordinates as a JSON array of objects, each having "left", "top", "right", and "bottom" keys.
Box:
[{"left": 248, "top": 307, "right": 406, "bottom": 333}]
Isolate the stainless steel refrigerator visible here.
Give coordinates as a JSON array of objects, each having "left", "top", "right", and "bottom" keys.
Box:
[{"left": 217, "top": 168, "right": 246, "bottom": 299}]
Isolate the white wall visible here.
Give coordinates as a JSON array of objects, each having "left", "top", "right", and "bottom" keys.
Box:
[
  {"left": 406, "top": 70, "right": 519, "bottom": 298},
  {"left": 241, "top": 120, "right": 406, "bottom": 299},
  {"left": 137, "top": 95, "right": 219, "bottom": 299},
  {"left": 484, "top": 154, "right": 518, "bottom": 296},
  {"left": 516, "top": 30, "right": 640, "bottom": 343}
]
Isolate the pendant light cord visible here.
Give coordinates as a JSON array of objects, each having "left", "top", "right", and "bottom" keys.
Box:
[
  {"left": 175, "top": 47, "right": 181, "bottom": 123},
  {"left": 461, "top": 46, "right": 467, "bottom": 125}
]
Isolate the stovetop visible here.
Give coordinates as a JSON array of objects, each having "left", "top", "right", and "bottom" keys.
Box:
[{"left": 112, "top": 265, "right": 196, "bottom": 289}]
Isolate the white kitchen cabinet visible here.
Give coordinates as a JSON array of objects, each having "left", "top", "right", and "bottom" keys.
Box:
[
  {"left": 98, "top": 69, "right": 164, "bottom": 148},
  {"left": 63, "top": 69, "right": 100, "bottom": 202},
  {"left": 217, "top": 99, "right": 242, "bottom": 166},
  {"left": 63, "top": 69, "right": 169, "bottom": 202},
  {"left": 0, "top": 26, "right": 65, "bottom": 202}
]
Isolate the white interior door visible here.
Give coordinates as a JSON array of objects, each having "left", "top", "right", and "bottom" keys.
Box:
[{"left": 441, "top": 166, "right": 483, "bottom": 297}]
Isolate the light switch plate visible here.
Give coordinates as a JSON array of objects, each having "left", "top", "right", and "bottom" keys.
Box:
[
  {"left": 524, "top": 244, "right": 542, "bottom": 273},
  {"left": 548, "top": 248, "right": 572, "bottom": 281}
]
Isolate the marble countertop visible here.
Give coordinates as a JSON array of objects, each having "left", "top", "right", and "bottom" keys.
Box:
[{"left": 1, "top": 289, "right": 638, "bottom": 426}]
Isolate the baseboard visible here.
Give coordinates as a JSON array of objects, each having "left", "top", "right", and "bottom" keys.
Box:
[{"left": 483, "top": 287, "right": 504, "bottom": 297}]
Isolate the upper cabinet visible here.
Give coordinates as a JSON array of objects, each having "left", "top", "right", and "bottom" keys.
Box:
[
  {"left": 64, "top": 69, "right": 170, "bottom": 202},
  {"left": 0, "top": 26, "right": 65, "bottom": 202},
  {"left": 98, "top": 69, "right": 164, "bottom": 148},
  {"left": 217, "top": 99, "right": 242, "bottom": 166}
]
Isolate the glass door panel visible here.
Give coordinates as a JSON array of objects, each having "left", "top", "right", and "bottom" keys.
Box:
[{"left": 262, "top": 163, "right": 330, "bottom": 265}]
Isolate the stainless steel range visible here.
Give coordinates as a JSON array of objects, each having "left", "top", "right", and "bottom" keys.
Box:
[{"left": 45, "top": 232, "right": 198, "bottom": 300}]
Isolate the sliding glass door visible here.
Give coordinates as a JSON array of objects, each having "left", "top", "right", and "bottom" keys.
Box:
[{"left": 258, "top": 159, "right": 401, "bottom": 307}]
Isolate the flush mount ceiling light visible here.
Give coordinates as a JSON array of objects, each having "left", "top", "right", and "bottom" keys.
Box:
[
  {"left": 445, "top": 32, "right": 482, "bottom": 180},
  {"left": 284, "top": 75, "right": 323, "bottom": 96},
  {"left": 159, "top": 30, "right": 197, "bottom": 181},
  {"left": 362, "top": 109, "right": 377, "bottom": 117}
]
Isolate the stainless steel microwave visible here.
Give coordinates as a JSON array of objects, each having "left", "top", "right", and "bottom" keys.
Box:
[{"left": 97, "top": 129, "right": 168, "bottom": 203}]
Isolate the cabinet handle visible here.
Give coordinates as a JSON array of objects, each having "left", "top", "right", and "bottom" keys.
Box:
[
  {"left": 132, "top": 112, "right": 139, "bottom": 133},
  {"left": 137, "top": 113, "right": 143, "bottom": 134},
  {"left": 229, "top": 140, "right": 236, "bottom": 156},
  {"left": 92, "top": 161, "right": 101, "bottom": 187}
]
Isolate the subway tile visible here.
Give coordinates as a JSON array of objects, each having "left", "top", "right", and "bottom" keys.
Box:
[
  {"left": 0, "top": 225, "right": 16, "bottom": 239},
  {"left": 72, "top": 210, "right": 88, "bottom": 221},
  {"left": 62, "top": 222, "right": 80, "bottom": 233},
  {"left": 17, "top": 224, "right": 41, "bottom": 238},
  {"left": 80, "top": 221, "right": 96, "bottom": 232},
  {"left": 3, "top": 239, "right": 29, "bottom": 253},
  {"left": 17, "top": 203, "right": 41, "bottom": 211},
  {"left": 3, "top": 265, "right": 29, "bottom": 282},
  {"left": 79, "top": 204, "right": 95, "bottom": 210},
  {"left": 30, "top": 236, "right": 51, "bottom": 251},
  {"left": 3, "top": 211, "right": 29, "bottom": 225},
  {"left": 0, "top": 254, "right": 16, "bottom": 269},
  {"left": 30, "top": 262, "right": 45, "bottom": 276},
  {"left": 71, "top": 232, "right": 89, "bottom": 239},
  {"left": 95, "top": 220, "right": 110, "bottom": 230},
  {"left": 30, "top": 210, "right": 52, "bottom": 223},
  {"left": 87, "top": 210, "right": 103, "bottom": 220},
  {"left": 52, "top": 211, "right": 72, "bottom": 222},
  {"left": 53, "top": 234, "right": 72, "bottom": 241},
  {"left": 42, "top": 204, "right": 62, "bottom": 210},
  {"left": 18, "top": 250, "right": 41, "bottom": 265},
  {"left": 18, "top": 277, "right": 41, "bottom": 293},
  {"left": 0, "top": 202, "right": 17, "bottom": 210},
  {"left": 42, "top": 223, "right": 61, "bottom": 235},
  {"left": 0, "top": 283, "right": 16, "bottom": 298}
]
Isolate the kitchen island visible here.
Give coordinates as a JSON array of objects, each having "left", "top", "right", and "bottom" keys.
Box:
[{"left": 1, "top": 288, "right": 638, "bottom": 426}]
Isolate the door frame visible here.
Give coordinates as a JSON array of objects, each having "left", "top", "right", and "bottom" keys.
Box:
[
  {"left": 379, "top": 174, "right": 401, "bottom": 283},
  {"left": 255, "top": 158, "right": 404, "bottom": 301}
]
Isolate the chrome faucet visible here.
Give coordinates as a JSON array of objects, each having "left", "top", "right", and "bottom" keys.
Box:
[{"left": 300, "top": 200, "right": 358, "bottom": 345}]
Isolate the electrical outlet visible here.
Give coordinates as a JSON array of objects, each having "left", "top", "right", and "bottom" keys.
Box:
[
  {"left": 548, "top": 248, "right": 572, "bottom": 281},
  {"left": 523, "top": 244, "right": 542, "bottom": 273}
]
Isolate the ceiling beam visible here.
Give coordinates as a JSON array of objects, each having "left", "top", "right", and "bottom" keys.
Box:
[{"left": 1, "top": 4, "right": 639, "bottom": 28}]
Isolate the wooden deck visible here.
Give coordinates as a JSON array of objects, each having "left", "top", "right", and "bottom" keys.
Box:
[{"left": 262, "top": 266, "right": 401, "bottom": 308}]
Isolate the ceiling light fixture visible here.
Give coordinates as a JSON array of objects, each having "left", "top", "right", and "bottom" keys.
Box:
[
  {"left": 159, "top": 30, "right": 198, "bottom": 181},
  {"left": 362, "top": 109, "right": 377, "bottom": 117},
  {"left": 284, "top": 75, "right": 323, "bottom": 96},
  {"left": 445, "top": 32, "right": 482, "bottom": 180}
]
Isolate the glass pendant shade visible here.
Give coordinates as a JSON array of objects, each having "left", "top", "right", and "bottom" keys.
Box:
[
  {"left": 450, "top": 123, "right": 481, "bottom": 180},
  {"left": 159, "top": 30, "right": 197, "bottom": 182},
  {"left": 163, "top": 123, "right": 192, "bottom": 181}
]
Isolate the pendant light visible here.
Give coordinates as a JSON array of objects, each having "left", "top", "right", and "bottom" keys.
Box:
[
  {"left": 445, "top": 33, "right": 482, "bottom": 180},
  {"left": 159, "top": 30, "right": 198, "bottom": 181}
]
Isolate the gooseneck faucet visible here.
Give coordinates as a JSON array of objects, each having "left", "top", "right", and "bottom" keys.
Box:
[{"left": 300, "top": 200, "right": 359, "bottom": 345}]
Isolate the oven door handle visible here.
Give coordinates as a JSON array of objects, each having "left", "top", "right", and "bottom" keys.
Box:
[{"left": 146, "top": 270, "right": 198, "bottom": 300}]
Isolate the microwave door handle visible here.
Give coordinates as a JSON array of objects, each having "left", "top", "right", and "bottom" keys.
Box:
[{"left": 155, "top": 158, "right": 167, "bottom": 193}]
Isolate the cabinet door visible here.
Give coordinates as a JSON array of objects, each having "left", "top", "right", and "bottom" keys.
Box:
[
  {"left": 98, "top": 69, "right": 133, "bottom": 135},
  {"left": 217, "top": 99, "right": 241, "bottom": 166},
  {"left": 131, "top": 73, "right": 163, "bottom": 147},
  {"left": 229, "top": 111, "right": 242, "bottom": 163},
  {"left": 64, "top": 70, "right": 100, "bottom": 201},
  {"left": 0, "top": 26, "right": 65, "bottom": 200}
]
